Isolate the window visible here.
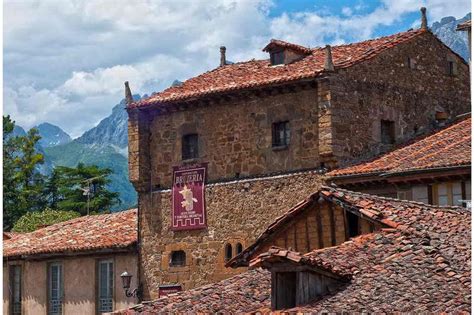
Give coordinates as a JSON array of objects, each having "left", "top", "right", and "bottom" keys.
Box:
[
  {"left": 407, "top": 57, "right": 416, "bottom": 69},
  {"left": 271, "top": 50, "right": 284, "bottom": 65},
  {"left": 224, "top": 243, "right": 233, "bottom": 262},
  {"left": 98, "top": 260, "right": 114, "bottom": 313},
  {"left": 48, "top": 263, "right": 63, "bottom": 315},
  {"left": 452, "top": 182, "right": 463, "bottom": 206},
  {"left": 412, "top": 185, "right": 429, "bottom": 204},
  {"left": 432, "top": 182, "right": 467, "bottom": 206},
  {"left": 465, "top": 181, "right": 471, "bottom": 208},
  {"left": 380, "top": 120, "right": 395, "bottom": 144},
  {"left": 9, "top": 265, "right": 22, "bottom": 315},
  {"left": 182, "top": 134, "right": 198, "bottom": 160},
  {"left": 272, "top": 121, "right": 290, "bottom": 147},
  {"left": 170, "top": 250, "right": 186, "bottom": 267},
  {"left": 346, "top": 211, "right": 359, "bottom": 238},
  {"left": 235, "top": 243, "right": 243, "bottom": 255}
]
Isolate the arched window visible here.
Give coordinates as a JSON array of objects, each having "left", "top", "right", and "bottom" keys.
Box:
[
  {"left": 170, "top": 250, "right": 186, "bottom": 267},
  {"left": 236, "top": 243, "right": 243, "bottom": 255},
  {"left": 224, "top": 243, "right": 233, "bottom": 262}
]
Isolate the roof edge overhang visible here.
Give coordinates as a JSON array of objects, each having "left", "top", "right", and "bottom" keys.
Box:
[
  {"left": 128, "top": 72, "right": 332, "bottom": 111},
  {"left": 4, "top": 243, "right": 137, "bottom": 262}
]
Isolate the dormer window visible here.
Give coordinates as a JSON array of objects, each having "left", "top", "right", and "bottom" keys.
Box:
[
  {"left": 263, "top": 39, "right": 311, "bottom": 66},
  {"left": 271, "top": 50, "right": 285, "bottom": 65}
]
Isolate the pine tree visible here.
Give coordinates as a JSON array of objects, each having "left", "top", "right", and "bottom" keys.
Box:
[{"left": 56, "top": 163, "right": 120, "bottom": 215}]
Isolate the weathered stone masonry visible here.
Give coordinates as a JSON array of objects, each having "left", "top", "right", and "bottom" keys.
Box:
[{"left": 128, "top": 29, "right": 470, "bottom": 300}]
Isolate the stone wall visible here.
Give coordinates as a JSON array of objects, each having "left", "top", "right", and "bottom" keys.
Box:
[
  {"left": 144, "top": 87, "right": 321, "bottom": 188},
  {"left": 139, "top": 171, "right": 325, "bottom": 299},
  {"left": 328, "top": 31, "right": 470, "bottom": 165}
]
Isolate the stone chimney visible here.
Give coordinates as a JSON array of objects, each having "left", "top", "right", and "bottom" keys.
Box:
[
  {"left": 220, "top": 46, "right": 226, "bottom": 66},
  {"left": 324, "top": 45, "right": 334, "bottom": 71},
  {"left": 124, "top": 81, "right": 133, "bottom": 105},
  {"left": 420, "top": 7, "right": 428, "bottom": 30}
]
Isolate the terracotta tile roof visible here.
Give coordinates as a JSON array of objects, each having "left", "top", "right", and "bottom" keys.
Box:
[
  {"left": 117, "top": 188, "right": 469, "bottom": 313},
  {"left": 262, "top": 39, "right": 312, "bottom": 54},
  {"left": 131, "top": 29, "right": 426, "bottom": 109},
  {"left": 253, "top": 220, "right": 470, "bottom": 313},
  {"left": 228, "top": 186, "right": 467, "bottom": 267},
  {"left": 3, "top": 209, "right": 137, "bottom": 258},
  {"left": 113, "top": 269, "right": 271, "bottom": 314},
  {"left": 457, "top": 20, "right": 471, "bottom": 31},
  {"left": 327, "top": 116, "right": 471, "bottom": 178}
]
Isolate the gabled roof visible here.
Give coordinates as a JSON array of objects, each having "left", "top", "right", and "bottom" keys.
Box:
[
  {"left": 253, "top": 221, "right": 470, "bottom": 312},
  {"left": 327, "top": 115, "right": 471, "bottom": 179},
  {"left": 131, "top": 29, "right": 428, "bottom": 109},
  {"left": 262, "top": 39, "right": 312, "bottom": 54},
  {"left": 227, "top": 186, "right": 467, "bottom": 267},
  {"left": 116, "top": 188, "right": 470, "bottom": 313},
  {"left": 3, "top": 209, "right": 137, "bottom": 259}
]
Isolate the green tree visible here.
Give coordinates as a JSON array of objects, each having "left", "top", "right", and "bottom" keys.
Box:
[
  {"left": 56, "top": 163, "right": 120, "bottom": 215},
  {"left": 14, "top": 128, "right": 46, "bottom": 213},
  {"left": 12, "top": 208, "right": 81, "bottom": 233},
  {"left": 44, "top": 168, "right": 62, "bottom": 209},
  {"left": 3, "top": 116, "right": 46, "bottom": 229},
  {"left": 3, "top": 116, "right": 19, "bottom": 228}
]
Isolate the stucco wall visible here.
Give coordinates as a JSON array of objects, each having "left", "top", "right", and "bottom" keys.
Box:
[{"left": 3, "top": 253, "right": 137, "bottom": 315}]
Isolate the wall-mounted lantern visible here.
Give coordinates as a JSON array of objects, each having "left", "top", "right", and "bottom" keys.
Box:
[{"left": 120, "top": 271, "right": 141, "bottom": 299}]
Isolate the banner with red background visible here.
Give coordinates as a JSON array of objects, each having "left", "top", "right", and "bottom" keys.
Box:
[{"left": 171, "top": 163, "right": 207, "bottom": 230}]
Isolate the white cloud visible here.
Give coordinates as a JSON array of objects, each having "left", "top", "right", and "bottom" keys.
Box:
[{"left": 3, "top": 0, "right": 470, "bottom": 137}]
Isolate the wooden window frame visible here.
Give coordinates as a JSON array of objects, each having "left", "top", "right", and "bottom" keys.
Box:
[
  {"left": 47, "top": 262, "right": 64, "bottom": 315},
  {"left": 97, "top": 259, "right": 115, "bottom": 314},
  {"left": 271, "top": 50, "right": 285, "bottom": 65}
]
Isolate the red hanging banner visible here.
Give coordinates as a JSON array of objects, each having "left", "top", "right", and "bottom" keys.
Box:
[{"left": 171, "top": 163, "right": 207, "bottom": 230}]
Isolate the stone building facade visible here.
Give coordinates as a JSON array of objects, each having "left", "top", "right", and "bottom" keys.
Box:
[{"left": 127, "top": 23, "right": 470, "bottom": 299}]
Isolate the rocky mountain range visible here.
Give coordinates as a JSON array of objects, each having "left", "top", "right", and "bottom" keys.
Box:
[{"left": 11, "top": 13, "right": 471, "bottom": 211}]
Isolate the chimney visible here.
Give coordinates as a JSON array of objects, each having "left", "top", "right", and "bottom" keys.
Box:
[
  {"left": 324, "top": 45, "right": 334, "bottom": 71},
  {"left": 220, "top": 46, "right": 226, "bottom": 67},
  {"left": 124, "top": 81, "right": 133, "bottom": 105},
  {"left": 420, "top": 7, "right": 428, "bottom": 30}
]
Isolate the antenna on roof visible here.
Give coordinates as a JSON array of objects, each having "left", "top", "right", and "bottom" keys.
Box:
[
  {"left": 124, "top": 81, "right": 133, "bottom": 105},
  {"left": 420, "top": 7, "right": 428, "bottom": 30},
  {"left": 324, "top": 45, "right": 334, "bottom": 71}
]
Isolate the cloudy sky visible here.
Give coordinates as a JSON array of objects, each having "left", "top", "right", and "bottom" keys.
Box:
[{"left": 4, "top": 0, "right": 471, "bottom": 138}]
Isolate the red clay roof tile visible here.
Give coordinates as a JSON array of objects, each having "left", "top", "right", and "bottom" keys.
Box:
[
  {"left": 3, "top": 209, "right": 137, "bottom": 258},
  {"left": 328, "top": 116, "right": 471, "bottom": 178},
  {"left": 130, "top": 29, "right": 426, "bottom": 109}
]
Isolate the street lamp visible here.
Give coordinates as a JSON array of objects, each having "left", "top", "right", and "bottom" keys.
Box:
[{"left": 120, "top": 271, "right": 141, "bottom": 298}]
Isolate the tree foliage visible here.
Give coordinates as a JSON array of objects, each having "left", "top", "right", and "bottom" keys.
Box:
[
  {"left": 55, "top": 163, "right": 120, "bottom": 216},
  {"left": 12, "top": 208, "right": 81, "bottom": 233},
  {"left": 3, "top": 115, "right": 121, "bottom": 230}
]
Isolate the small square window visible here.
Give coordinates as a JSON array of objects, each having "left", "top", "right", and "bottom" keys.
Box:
[
  {"left": 170, "top": 250, "right": 186, "bottom": 267},
  {"left": 271, "top": 51, "right": 284, "bottom": 65},
  {"left": 272, "top": 121, "right": 290, "bottom": 147},
  {"left": 182, "top": 134, "right": 198, "bottom": 160},
  {"left": 380, "top": 120, "right": 395, "bottom": 145}
]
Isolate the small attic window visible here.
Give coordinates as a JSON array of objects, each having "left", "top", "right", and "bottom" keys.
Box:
[{"left": 271, "top": 50, "right": 284, "bottom": 65}]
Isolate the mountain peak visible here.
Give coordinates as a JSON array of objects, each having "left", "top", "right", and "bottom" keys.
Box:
[
  {"left": 35, "top": 122, "right": 72, "bottom": 148},
  {"left": 75, "top": 94, "right": 141, "bottom": 149}
]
